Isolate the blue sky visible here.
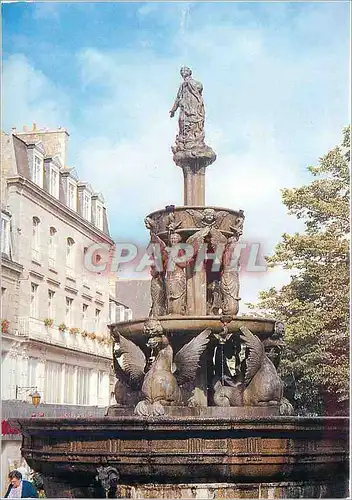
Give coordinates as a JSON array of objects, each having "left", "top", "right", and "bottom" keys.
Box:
[{"left": 2, "top": 1, "right": 350, "bottom": 304}]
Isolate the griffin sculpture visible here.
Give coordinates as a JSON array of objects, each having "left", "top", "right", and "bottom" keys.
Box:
[
  {"left": 213, "top": 326, "right": 285, "bottom": 409},
  {"left": 113, "top": 319, "right": 211, "bottom": 416},
  {"left": 240, "top": 326, "right": 283, "bottom": 406}
]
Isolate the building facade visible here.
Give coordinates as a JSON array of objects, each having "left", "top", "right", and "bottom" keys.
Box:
[
  {"left": 0, "top": 125, "right": 131, "bottom": 489},
  {"left": 115, "top": 278, "right": 151, "bottom": 319}
]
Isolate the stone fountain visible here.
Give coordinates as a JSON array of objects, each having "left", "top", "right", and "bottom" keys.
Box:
[{"left": 15, "top": 67, "right": 348, "bottom": 498}]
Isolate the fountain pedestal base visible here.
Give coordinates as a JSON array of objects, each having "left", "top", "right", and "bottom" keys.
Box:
[
  {"left": 114, "top": 480, "right": 348, "bottom": 499},
  {"left": 14, "top": 415, "right": 348, "bottom": 499}
]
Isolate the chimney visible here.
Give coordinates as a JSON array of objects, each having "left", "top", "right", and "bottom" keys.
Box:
[{"left": 33, "top": 122, "right": 37, "bottom": 131}]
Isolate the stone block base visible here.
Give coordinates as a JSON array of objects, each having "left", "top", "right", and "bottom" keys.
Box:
[
  {"left": 114, "top": 481, "right": 348, "bottom": 499},
  {"left": 41, "top": 477, "right": 349, "bottom": 498}
]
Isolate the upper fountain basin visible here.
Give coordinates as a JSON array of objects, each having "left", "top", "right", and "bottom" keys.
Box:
[{"left": 145, "top": 205, "right": 244, "bottom": 240}]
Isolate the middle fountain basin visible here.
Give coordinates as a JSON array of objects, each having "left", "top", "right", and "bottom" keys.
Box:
[{"left": 109, "top": 315, "right": 278, "bottom": 351}]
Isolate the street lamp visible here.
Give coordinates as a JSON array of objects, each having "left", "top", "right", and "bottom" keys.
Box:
[{"left": 15, "top": 386, "right": 41, "bottom": 407}]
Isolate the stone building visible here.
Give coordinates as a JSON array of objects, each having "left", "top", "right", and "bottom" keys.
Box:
[
  {"left": 0, "top": 125, "right": 131, "bottom": 488},
  {"left": 115, "top": 278, "right": 151, "bottom": 319}
]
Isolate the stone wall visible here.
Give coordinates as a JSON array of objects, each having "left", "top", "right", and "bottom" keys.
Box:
[
  {"left": 1, "top": 401, "right": 106, "bottom": 495},
  {"left": 2, "top": 400, "right": 106, "bottom": 419},
  {"left": 1, "top": 132, "right": 15, "bottom": 206}
]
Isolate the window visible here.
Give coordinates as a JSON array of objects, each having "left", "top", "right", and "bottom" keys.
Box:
[
  {"left": 98, "top": 370, "right": 106, "bottom": 402},
  {"left": 2, "top": 352, "right": 18, "bottom": 400},
  {"left": 116, "top": 305, "right": 125, "bottom": 322},
  {"left": 82, "top": 248, "right": 89, "bottom": 286},
  {"left": 109, "top": 302, "right": 116, "bottom": 324},
  {"left": 48, "top": 290, "right": 55, "bottom": 320},
  {"left": 32, "top": 217, "right": 40, "bottom": 261},
  {"left": 67, "top": 181, "right": 77, "bottom": 210},
  {"left": 66, "top": 237, "right": 75, "bottom": 277},
  {"left": 96, "top": 204, "right": 103, "bottom": 230},
  {"left": 28, "top": 357, "right": 38, "bottom": 388},
  {"left": 45, "top": 361, "right": 62, "bottom": 403},
  {"left": 95, "top": 274, "right": 103, "bottom": 294},
  {"left": 33, "top": 155, "right": 43, "bottom": 187},
  {"left": 48, "top": 227, "right": 57, "bottom": 268},
  {"left": 95, "top": 308, "right": 101, "bottom": 329},
  {"left": 76, "top": 367, "right": 90, "bottom": 405},
  {"left": 50, "top": 168, "right": 59, "bottom": 198},
  {"left": 63, "top": 365, "right": 75, "bottom": 404},
  {"left": 65, "top": 297, "right": 73, "bottom": 328},
  {"left": 83, "top": 193, "right": 91, "bottom": 221},
  {"left": 82, "top": 304, "right": 88, "bottom": 330},
  {"left": 1, "top": 214, "right": 10, "bottom": 255},
  {"left": 30, "top": 283, "right": 39, "bottom": 318},
  {"left": 124, "top": 308, "right": 133, "bottom": 321}
]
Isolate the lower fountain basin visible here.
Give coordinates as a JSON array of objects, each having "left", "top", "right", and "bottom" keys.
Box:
[{"left": 15, "top": 415, "right": 348, "bottom": 498}]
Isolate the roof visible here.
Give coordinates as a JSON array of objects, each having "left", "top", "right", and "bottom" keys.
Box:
[{"left": 13, "top": 135, "right": 30, "bottom": 178}]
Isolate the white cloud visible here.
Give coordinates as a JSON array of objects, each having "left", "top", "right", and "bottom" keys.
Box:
[
  {"left": 32, "top": 3, "right": 60, "bottom": 21},
  {"left": 2, "top": 54, "right": 71, "bottom": 132},
  {"left": 137, "top": 3, "right": 159, "bottom": 18},
  {"left": 2, "top": 3, "right": 349, "bottom": 307}
]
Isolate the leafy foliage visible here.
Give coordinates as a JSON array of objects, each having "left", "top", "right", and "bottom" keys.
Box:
[{"left": 249, "top": 127, "right": 350, "bottom": 415}]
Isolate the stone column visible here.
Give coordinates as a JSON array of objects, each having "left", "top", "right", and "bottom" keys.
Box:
[
  {"left": 182, "top": 165, "right": 206, "bottom": 206},
  {"left": 90, "top": 370, "right": 98, "bottom": 405},
  {"left": 186, "top": 263, "right": 207, "bottom": 316},
  {"left": 18, "top": 345, "right": 29, "bottom": 396},
  {"left": 61, "top": 364, "right": 66, "bottom": 403},
  {"left": 36, "top": 350, "right": 46, "bottom": 396}
]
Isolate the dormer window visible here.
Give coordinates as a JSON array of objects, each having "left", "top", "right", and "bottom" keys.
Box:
[
  {"left": 83, "top": 192, "right": 91, "bottom": 221},
  {"left": 33, "top": 155, "right": 43, "bottom": 187},
  {"left": 96, "top": 203, "right": 103, "bottom": 231},
  {"left": 49, "top": 167, "right": 60, "bottom": 199},
  {"left": 67, "top": 181, "right": 77, "bottom": 211}
]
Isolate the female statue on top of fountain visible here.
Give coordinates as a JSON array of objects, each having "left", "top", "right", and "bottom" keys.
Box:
[{"left": 170, "top": 66, "right": 206, "bottom": 156}]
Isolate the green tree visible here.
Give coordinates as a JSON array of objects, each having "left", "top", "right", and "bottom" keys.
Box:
[{"left": 250, "top": 127, "right": 350, "bottom": 416}]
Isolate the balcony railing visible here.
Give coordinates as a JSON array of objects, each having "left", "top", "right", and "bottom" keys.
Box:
[{"left": 17, "top": 317, "right": 111, "bottom": 358}]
